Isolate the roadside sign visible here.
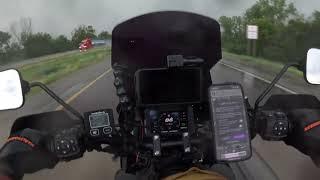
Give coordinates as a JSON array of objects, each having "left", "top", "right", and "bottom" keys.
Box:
[{"left": 247, "top": 25, "right": 258, "bottom": 40}]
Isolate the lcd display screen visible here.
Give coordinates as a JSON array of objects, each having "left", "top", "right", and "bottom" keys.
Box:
[
  {"left": 89, "top": 112, "right": 110, "bottom": 128},
  {"left": 137, "top": 68, "right": 201, "bottom": 105}
]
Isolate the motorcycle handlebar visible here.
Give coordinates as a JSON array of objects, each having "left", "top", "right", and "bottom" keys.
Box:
[{"left": 47, "top": 109, "right": 293, "bottom": 160}]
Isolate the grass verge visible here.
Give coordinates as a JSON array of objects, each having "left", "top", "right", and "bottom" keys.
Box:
[
  {"left": 222, "top": 51, "right": 303, "bottom": 78},
  {"left": 18, "top": 47, "right": 110, "bottom": 95}
]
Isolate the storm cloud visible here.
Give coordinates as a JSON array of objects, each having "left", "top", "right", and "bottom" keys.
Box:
[{"left": 0, "top": 0, "right": 318, "bottom": 36}]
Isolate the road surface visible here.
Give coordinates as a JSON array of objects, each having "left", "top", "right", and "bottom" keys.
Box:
[{"left": 0, "top": 58, "right": 319, "bottom": 180}]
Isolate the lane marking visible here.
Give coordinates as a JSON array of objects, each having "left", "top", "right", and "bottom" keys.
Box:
[
  {"left": 219, "top": 61, "right": 298, "bottom": 94},
  {"left": 55, "top": 68, "right": 112, "bottom": 110}
]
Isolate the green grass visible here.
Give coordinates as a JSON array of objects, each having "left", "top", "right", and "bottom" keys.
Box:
[
  {"left": 18, "top": 47, "right": 110, "bottom": 95},
  {"left": 222, "top": 51, "right": 303, "bottom": 77}
]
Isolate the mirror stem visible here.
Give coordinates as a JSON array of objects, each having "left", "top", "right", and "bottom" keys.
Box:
[
  {"left": 254, "top": 62, "right": 300, "bottom": 113},
  {"left": 21, "top": 80, "right": 30, "bottom": 95},
  {"left": 29, "top": 82, "right": 84, "bottom": 120}
]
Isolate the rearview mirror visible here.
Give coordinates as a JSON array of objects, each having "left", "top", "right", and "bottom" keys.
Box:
[
  {"left": 0, "top": 69, "right": 24, "bottom": 110},
  {"left": 306, "top": 48, "right": 320, "bottom": 84}
]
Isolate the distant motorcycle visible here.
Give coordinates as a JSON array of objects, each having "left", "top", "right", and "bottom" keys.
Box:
[{"left": 1, "top": 11, "right": 320, "bottom": 180}]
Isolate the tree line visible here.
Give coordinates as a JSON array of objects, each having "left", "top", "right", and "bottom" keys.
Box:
[
  {"left": 220, "top": 0, "right": 320, "bottom": 63},
  {"left": 0, "top": 18, "right": 111, "bottom": 64},
  {"left": 2, "top": 1, "right": 318, "bottom": 65}
]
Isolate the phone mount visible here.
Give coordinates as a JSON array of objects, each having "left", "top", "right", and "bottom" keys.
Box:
[{"left": 167, "top": 55, "right": 204, "bottom": 68}]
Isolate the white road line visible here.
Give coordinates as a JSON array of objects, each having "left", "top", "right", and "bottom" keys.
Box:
[{"left": 219, "top": 61, "right": 298, "bottom": 94}]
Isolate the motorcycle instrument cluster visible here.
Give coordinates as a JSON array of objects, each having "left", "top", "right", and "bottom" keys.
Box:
[{"left": 145, "top": 109, "right": 188, "bottom": 136}]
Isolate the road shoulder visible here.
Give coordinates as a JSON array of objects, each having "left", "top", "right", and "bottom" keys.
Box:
[{"left": 221, "top": 55, "right": 320, "bottom": 97}]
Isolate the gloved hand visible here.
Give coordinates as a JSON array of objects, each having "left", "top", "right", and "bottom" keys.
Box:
[
  {"left": 285, "top": 109, "right": 320, "bottom": 167},
  {"left": 262, "top": 95, "right": 320, "bottom": 167},
  {"left": 0, "top": 128, "right": 58, "bottom": 180}
]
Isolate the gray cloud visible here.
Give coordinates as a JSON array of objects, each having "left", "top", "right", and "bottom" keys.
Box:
[{"left": 0, "top": 0, "right": 318, "bottom": 36}]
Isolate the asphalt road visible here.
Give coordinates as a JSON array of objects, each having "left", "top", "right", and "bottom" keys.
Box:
[{"left": 1, "top": 58, "right": 319, "bottom": 180}]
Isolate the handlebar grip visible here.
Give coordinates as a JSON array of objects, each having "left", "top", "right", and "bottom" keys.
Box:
[
  {"left": 47, "top": 125, "right": 85, "bottom": 161},
  {"left": 256, "top": 110, "right": 292, "bottom": 141}
]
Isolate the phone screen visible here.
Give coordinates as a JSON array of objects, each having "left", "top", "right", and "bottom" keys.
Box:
[{"left": 209, "top": 84, "right": 251, "bottom": 162}]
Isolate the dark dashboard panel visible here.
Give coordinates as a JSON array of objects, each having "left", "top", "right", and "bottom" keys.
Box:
[{"left": 135, "top": 67, "right": 202, "bottom": 105}]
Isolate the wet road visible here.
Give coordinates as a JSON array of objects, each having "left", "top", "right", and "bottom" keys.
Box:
[
  {"left": 212, "top": 63, "right": 320, "bottom": 180},
  {"left": 1, "top": 59, "right": 319, "bottom": 180}
]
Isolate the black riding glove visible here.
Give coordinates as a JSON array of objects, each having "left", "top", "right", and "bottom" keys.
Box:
[
  {"left": 263, "top": 95, "right": 320, "bottom": 167},
  {"left": 264, "top": 95, "right": 320, "bottom": 167},
  {"left": 285, "top": 109, "right": 320, "bottom": 167},
  {"left": 0, "top": 128, "right": 58, "bottom": 180}
]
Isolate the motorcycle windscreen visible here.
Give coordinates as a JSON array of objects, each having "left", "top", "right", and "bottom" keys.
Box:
[{"left": 111, "top": 11, "right": 222, "bottom": 72}]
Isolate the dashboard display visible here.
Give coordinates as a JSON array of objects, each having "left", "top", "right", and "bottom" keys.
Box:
[
  {"left": 160, "top": 112, "right": 181, "bottom": 133},
  {"left": 145, "top": 109, "right": 188, "bottom": 136},
  {"left": 89, "top": 112, "right": 110, "bottom": 128},
  {"left": 136, "top": 68, "right": 202, "bottom": 105}
]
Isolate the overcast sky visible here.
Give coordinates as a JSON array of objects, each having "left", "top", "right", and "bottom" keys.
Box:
[{"left": 0, "top": 0, "right": 319, "bottom": 36}]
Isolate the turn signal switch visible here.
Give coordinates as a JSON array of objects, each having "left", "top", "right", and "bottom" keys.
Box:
[
  {"left": 47, "top": 126, "right": 84, "bottom": 161},
  {"left": 256, "top": 110, "right": 291, "bottom": 141}
]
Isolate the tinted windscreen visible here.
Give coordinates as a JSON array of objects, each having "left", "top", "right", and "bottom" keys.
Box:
[
  {"left": 137, "top": 68, "right": 201, "bottom": 105},
  {"left": 112, "top": 11, "right": 222, "bottom": 73}
]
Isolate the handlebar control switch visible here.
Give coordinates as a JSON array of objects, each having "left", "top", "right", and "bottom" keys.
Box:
[
  {"left": 257, "top": 110, "right": 290, "bottom": 141},
  {"left": 49, "top": 127, "right": 84, "bottom": 161},
  {"left": 84, "top": 109, "right": 115, "bottom": 141}
]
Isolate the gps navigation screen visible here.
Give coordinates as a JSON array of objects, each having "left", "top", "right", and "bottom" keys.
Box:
[{"left": 137, "top": 68, "right": 202, "bottom": 105}]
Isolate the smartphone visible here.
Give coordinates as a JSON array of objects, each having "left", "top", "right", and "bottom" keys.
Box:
[{"left": 208, "top": 84, "right": 251, "bottom": 162}]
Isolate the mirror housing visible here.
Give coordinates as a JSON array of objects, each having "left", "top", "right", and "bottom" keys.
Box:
[
  {"left": 306, "top": 48, "right": 320, "bottom": 84},
  {"left": 0, "top": 69, "right": 25, "bottom": 110}
]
